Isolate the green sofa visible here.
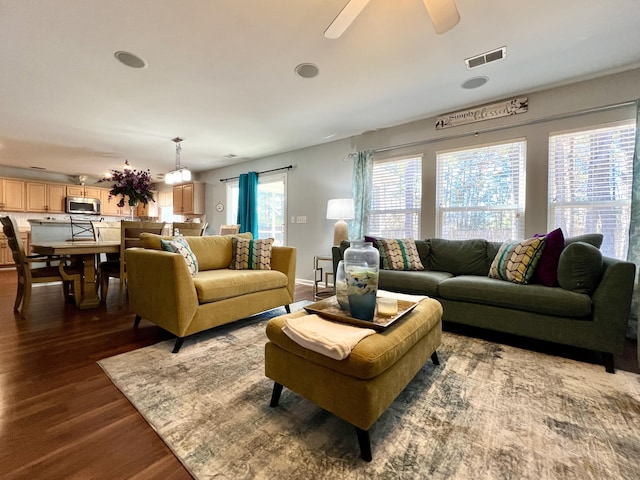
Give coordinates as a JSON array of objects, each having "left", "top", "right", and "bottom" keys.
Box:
[
  {"left": 126, "top": 233, "right": 296, "bottom": 353},
  {"left": 333, "top": 236, "right": 635, "bottom": 373}
]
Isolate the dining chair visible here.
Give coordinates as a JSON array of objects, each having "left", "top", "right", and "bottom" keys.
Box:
[
  {"left": 1, "top": 215, "right": 82, "bottom": 316},
  {"left": 172, "top": 222, "right": 207, "bottom": 236},
  {"left": 91, "top": 221, "right": 121, "bottom": 293},
  {"left": 99, "top": 220, "right": 166, "bottom": 303},
  {"left": 219, "top": 224, "right": 240, "bottom": 235}
]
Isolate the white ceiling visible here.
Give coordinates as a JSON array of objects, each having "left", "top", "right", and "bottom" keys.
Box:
[{"left": 1, "top": 0, "right": 639, "bottom": 182}]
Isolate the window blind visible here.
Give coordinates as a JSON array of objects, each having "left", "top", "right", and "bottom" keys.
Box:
[
  {"left": 436, "top": 140, "right": 526, "bottom": 241},
  {"left": 548, "top": 121, "right": 636, "bottom": 259},
  {"left": 369, "top": 156, "right": 422, "bottom": 238}
]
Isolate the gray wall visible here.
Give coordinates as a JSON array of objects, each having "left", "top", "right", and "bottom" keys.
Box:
[
  {"left": 3, "top": 68, "right": 640, "bottom": 283},
  {"left": 202, "top": 68, "right": 640, "bottom": 283}
]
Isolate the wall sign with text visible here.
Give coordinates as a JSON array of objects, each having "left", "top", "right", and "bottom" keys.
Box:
[{"left": 435, "top": 97, "right": 528, "bottom": 130}]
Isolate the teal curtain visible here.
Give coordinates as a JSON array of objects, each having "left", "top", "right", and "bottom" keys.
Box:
[
  {"left": 626, "top": 99, "right": 640, "bottom": 339},
  {"left": 349, "top": 150, "right": 373, "bottom": 240},
  {"left": 237, "top": 172, "right": 258, "bottom": 237}
]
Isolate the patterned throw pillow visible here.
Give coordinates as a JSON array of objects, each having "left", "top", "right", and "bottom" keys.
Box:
[
  {"left": 229, "top": 237, "right": 274, "bottom": 270},
  {"left": 489, "top": 236, "right": 546, "bottom": 284},
  {"left": 377, "top": 238, "right": 424, "bottom": 271},
  {"left": 160, "top": 236, "right": 199, "bottom": 277}
]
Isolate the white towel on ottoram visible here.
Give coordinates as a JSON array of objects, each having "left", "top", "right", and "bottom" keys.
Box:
[{"left": 282, "top": 314, "right": 376, "bottom": 361}]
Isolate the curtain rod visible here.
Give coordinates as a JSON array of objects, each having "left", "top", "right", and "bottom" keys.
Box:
[
  {"left": 345, "top": 99, "right": 637, "bottom": 158},
  {"left": 219, "top": 165, "right": 293, "bottom": 182}
]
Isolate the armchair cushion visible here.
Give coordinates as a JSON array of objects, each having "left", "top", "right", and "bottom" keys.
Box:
[
  {"left": 229, "top": 237, "right": 274, "bottom": 270},
  {"left": 161, "top": 237, "right": 199, "bottom": 276}
]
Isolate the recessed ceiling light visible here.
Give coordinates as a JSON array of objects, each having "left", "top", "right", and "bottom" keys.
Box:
[
  {"left": 461, "top": 76, "right": 489, "bottom": 89},
  {"left": 114, "top": 51, "right": 147, "bottom": 69},
  {"left": 295, "top": 63, "right": 319, "bottom": 79}
]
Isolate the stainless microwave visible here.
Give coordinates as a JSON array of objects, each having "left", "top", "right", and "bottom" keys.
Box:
[{"left": 65, "top": 196, "right": 101, "bottom": 215}]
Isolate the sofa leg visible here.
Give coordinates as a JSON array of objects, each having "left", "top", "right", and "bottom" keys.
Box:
[
  {"left": 602, "top": 352, "right": 615, "bottom": 374},
  {"left": 172, "top": 337, "right": 184, "bottom": 354},
  {"left": 133, "top": 315, "right": 142, "bottom": 328},
  {"left": 431, "top": 351, "right": 440, "bottom": 366},
  {"left": 355, "top": 427, "right": 372, "bottom": 462},
  {"left": 284, "top": 304, "right": 291, "bottom": 314},
  {"left": 270, "top": 382, "right": 283, "bottom": 407}
]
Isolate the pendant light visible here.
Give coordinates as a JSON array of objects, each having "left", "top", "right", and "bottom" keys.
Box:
[{"left": 165, "top": 137, "right": 192, "bottom": 184}]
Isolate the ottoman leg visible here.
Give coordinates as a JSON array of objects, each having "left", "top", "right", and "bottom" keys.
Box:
[
  {"left": 270, "top": 382, "right": 283, "bottom": 407},
  {"left": 431, "top": 351, "right": 440, "bottom": 365},
  {"left": 355, "top": 427, "right": 372, "bottom": 462}
]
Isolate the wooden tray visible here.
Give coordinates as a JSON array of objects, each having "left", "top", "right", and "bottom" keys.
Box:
[{"left": 303, "top": 296, "right": 419, "bottom": 331}]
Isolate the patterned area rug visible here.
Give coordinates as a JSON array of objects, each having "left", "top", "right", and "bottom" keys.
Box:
[{"left": 98, "top": 305, "right": 640, "bottom": 480}]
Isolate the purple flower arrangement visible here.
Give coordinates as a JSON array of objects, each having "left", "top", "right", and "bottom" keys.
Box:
[{"left": 99, "top": 160, "right": 155, "bottom": 207}]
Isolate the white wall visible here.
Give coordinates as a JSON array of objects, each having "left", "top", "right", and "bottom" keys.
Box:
[{"left": 201, "top": 68, "right": 640, "bottom": 283}]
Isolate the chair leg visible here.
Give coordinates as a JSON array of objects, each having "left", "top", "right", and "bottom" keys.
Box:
[
  {"left": 284, "top": 304, "right": 291, "bottom": 314},
  {"left": 431, "top": 351, "right": 440, "bottom": 365},
  {"left": 119, "top": 277, "right": 126, "bottom": 304},
  {"left": 133, "top": 315, "right": 142, "bottom": 328},
  {"left": 355, "top": 427, "right": 372, "bottom": 462},
  {"left": 101, "top": 272, "right": 109, "bottom": 303},
  {"left": 20, "top": 283, "right": 32, "bottom": 317},
  {"left": 270, "top": 382, "right": 283, "bottom": 407},
  {"left": 172, "top": 337, "right": 184, "bottom": 353},
  {"left": 602, "top": 352, "right": 615, "bottom": 374},
  {"left": 14, "top": 281, "right": 25, "bottom": 312}
]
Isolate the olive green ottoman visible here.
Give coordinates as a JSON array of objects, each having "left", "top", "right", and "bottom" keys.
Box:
[{"left": 264, "top": 298, "right": 443, "bottom": 461}]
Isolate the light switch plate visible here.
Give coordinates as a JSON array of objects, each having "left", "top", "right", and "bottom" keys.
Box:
[{"left": 296, "top": 216, "right": 307, "bottom": 224}]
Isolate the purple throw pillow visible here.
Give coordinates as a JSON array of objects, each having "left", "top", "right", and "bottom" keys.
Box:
[{"left": 533, "top": 228, "right": 565, "bottom": 286}]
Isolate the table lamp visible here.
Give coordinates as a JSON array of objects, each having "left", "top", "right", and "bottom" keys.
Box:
[{"left": 326, "top": 198, "right": 355, "bottom": 246}]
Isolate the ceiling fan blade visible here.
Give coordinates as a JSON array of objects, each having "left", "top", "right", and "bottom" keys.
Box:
[
  {"left": 422, "top": 0, "right": 460, "bottom": 34},
  {"left": 324, "top": 0, "right": 371, "bottom": 39}
]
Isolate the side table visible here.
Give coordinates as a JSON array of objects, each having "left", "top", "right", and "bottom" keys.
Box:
[{"left": 313, "top": 255, "right": 334, "bottom": 299}]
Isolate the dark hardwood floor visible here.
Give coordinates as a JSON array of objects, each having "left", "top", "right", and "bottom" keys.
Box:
[
  {"left": 1, "top": 269, "right": 637, "bottom": 479},
  {"left": 0, "top": 269, "right": 315, "bottom": 479}
]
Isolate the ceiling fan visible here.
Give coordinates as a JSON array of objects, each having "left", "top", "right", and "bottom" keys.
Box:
[{"left": 324, "top": 0, "right": 460, "bottom": 39}]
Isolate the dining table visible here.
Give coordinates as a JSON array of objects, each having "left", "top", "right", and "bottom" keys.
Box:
[{"left": 30, "top": 240, "right": 120, "bottom": 309}]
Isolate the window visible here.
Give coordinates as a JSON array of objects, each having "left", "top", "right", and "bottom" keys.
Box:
[
  {"left": 436, "top": 140, "right": 526, "bottom": 241},
  {"left": 368, "top": 156, "right": 422, "bottom": 238},
  {"left": 226, "top": 172, "right": 287, "bottom": 245},
  {"left": 548, "top": 121, "right": 635, "bottom": 259}
]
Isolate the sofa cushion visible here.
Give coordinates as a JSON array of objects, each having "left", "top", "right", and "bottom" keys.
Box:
[
  {"left": 438, "top": 275, "right": 592, "bottom": 317},
  {"left": 565, "top": 233, "right": 603, "bottom": 249},
  {"left": 229, "top": 237, "right": 274, "bottom": 270},
  {"left": 489, "top": 236, "right": 546, "bottom": 284},
  {"left": 160, "top": 237, "right": 199, "bottom": 277},
  {"left": 193, "top": 269, "right": 288, "bottom": 303},
  {"left": 377, "top": 238, "right": 424, "bottom": 271},
  {"left": 557, "top": 241, "right": 603, "bottom": 294},
  {"left": 379, "top": 270, "right": 452, "bottom": 297},
  {"left": 532, "top": 228, "right": 564, "bottom": 286},
  {"left": 139, "top": 233, "right": 176, "bottom": 250},
  {"left": 428, "top": 238, "right": 489, "bottom": 276}
]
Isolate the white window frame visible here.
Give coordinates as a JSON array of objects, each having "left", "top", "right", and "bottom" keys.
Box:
[
  {"left": 436, "top": 139, "right": 527, "bottom": 241},
  {"left": 368, "top": 155, "right": 422, "bottom": 239},
  {"left": 548, "top": 120, "right": 635, "bottom": 259}
]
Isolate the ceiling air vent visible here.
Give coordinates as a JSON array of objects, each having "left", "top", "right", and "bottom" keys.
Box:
[{"left": 465, "top": 46, "right": 506, "bottom": 69}]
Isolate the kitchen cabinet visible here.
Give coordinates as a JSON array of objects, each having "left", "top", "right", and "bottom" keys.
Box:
[
  {"left": 0, "top": 177, "right": 26, "bottom": 212},
  {"left": 136, "top": 191, "right": 159, "bottom": 218},
  {"left": 173, "top": 182, "right": 205, "bottom": 215},
  {"left": 26, "top": 182, "right": 66, "bottom": 213},
  {"left": 100, "top": 189, "right": 123, "bottom": 216},
  {"left": 67, "top": 186, "right": 102, "bottom": 199},
  {"left": 0, "top": 231, "right": 28, "bottom": 266}
]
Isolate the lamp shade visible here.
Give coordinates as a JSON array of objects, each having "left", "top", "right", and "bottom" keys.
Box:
[{"left": 326, "top": 198, "right": 355, "bottom": 220}]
